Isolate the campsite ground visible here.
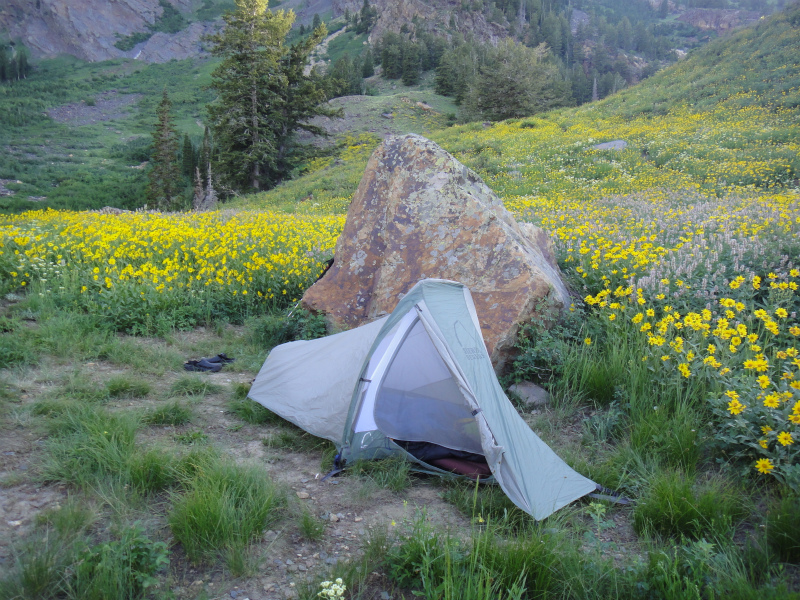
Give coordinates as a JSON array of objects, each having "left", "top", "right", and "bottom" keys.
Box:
[{"left": 0, "top": 320, "right": 647, "bottom": 599}]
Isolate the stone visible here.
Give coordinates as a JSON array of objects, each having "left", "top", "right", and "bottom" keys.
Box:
[
  {"left": 302, "top": 134, "right": 570, "bottom": 372},
  {"left": 329, "top": 513, "right": 340, "bottom": 523},
  {"left": 508, "top": 381, "right": 551, "bottom": 407},
  {"left": 296, "top": 492, "right": 310, "bottom": 499}
]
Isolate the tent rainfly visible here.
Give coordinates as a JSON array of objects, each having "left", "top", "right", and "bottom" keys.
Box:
[{"left": 249, "top": 279, "right": 597, "bottom": 520}]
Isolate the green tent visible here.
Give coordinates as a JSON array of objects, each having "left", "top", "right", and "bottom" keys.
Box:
[{"left": 249, "top": 279, "right": 596, "bottom": 519}]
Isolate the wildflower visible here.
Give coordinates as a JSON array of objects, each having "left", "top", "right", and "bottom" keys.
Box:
[
  {"left": 727, "top": 398, "right": 746, "bottom": 415},
  {"left": 778, "top": 432, "right": 794, "bottom": 446},
  {"left": 759, "top": 439, "right": 768, "bottom": 449},
  {"left": 678, "top": 363, "right": 691, "bottom": 378},
  {"left": 775, "top": 308, "right": 788, "bottom": 318},
  {"left": 757, "top": 375, "right": 771, "bottom": 389},
  {"left": 753, "top": 276, "right": 761, "bottom": 290},
  {"left": 755, "top": 458, "right": 774, "bottom": 474},
  {"left": 584, "top": 337, "right": 592, "bottom": 346},
  {"left": 763, "top": 394, "right": 780, "bottom": 409},
  {"left": 762, "top": 426, "right": 773, "bottom": 434}
]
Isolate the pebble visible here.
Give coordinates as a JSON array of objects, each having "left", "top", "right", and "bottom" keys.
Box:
[
  {"left": 300, "top": 478, "right": 309, "bottom": 483},
  {"left": 329, "top": 514, "right": 339, "bottom": 522},
  {"left": 230, "top": 592, "right": 238, "bottom": 599},
  {"left": 354, "top": 516, "right": 363, "bottom": 522},
  {"left": 296, "top": 492, "right": 310, "bottom": 499},
  {"left": 381, "top": 593, "right": 391, "bottom": 600}
]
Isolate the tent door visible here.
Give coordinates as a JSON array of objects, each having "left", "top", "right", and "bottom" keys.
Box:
[{"left": 351, "top": 308, "right": 490, "bottom": 477}]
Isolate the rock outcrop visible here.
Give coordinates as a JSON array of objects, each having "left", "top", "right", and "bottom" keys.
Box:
[
  {"left": 0, "top": 0, "right": 205, "bottom": 63},
  {"left": 302, "top": 134, "right": 570, "bottom": 372},
  {"left": 677, "top": 9, "right": 760, "bottom": 34}
]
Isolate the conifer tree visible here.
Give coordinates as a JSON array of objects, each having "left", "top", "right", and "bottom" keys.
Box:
[
  {"left": 182, "top": 133, "right": 195, "bottom": 178},
  {"left": 147, "top": 88, "right": 182, "bottom": 210},
  {"left": 362, "top": 48, "right": 374, "bottom": 77},
  {"left": 206, "top": 0, "right": 337, "bottom": 192},
  {"left": 0, "top": 46, "right": 7, "bottom": 83}
]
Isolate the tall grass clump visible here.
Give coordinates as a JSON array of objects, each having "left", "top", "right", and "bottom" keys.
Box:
[
  {"left": 168, "top": 458, "right": 287, "bottom": 572},
  {"left": 40, "top": 404, "right": 139, "bottom": 488},
  {"left": 142, "top": 400, "right": 193, "bottom": 426},
  {"left": 106, "top": 375, "right": 151, "bottom": 399},
  {"left": 765, "top": 490, "right": 800, "bottom": 563},
  {"left": 633, "top": 470, "right": 749, "bottom": 539}
]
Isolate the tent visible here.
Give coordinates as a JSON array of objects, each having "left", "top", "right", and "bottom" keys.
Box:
[{"left": 249, "top": 279, "right": 597, "bottom": 520}]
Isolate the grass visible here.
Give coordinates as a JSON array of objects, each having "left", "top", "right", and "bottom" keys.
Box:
[
  {"left": 142, "top": 400, "right": 193, "bottom": 426},
  {"left": 633, "top": 470, "right": 750, "bottom": 539},
  {"left": 168, "top": 458, "right": 287, "bottom": 573},
  {"left": 105, "top": 375, "right": 151, "bottom": 399},
  {"left": 169, "top": 374, "right": 221, "bottom": 397}
]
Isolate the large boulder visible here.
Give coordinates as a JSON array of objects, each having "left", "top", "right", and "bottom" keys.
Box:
[{"left": 302, "top": 134, "right": 570, "bottom": 371}]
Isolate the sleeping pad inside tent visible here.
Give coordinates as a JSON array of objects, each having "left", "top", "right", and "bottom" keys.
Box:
[{"left": 249, "top": 279, "right": 597, "bottom": 520}]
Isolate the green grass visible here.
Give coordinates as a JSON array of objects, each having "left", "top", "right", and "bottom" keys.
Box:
[
  {"left": 633, "top": 470, "right": 750, "bottom": 539},
  {"left": 142, "top": 400, "right": 193, "bottom": 426},
  {"left": 766, "top": 490, "right": 800, "bottom": 563},
  {"left": 169, "top": 374, "right": 221, "bottom": 397},
  {"left": 168, "top": 458, "right": 287, "bottom": 572},
  {"left": 105, "top": 374, "right": 151, "bottom": 398}
]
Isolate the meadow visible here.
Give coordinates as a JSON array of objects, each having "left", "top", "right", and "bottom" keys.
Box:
[{"left": 2, "top": 7, "right": 800, "bottom": 600}]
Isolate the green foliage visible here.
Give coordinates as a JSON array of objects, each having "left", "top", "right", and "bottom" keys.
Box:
[
  {"left": 247, "top": 307, "right": 328, "bottom": 349},
  {"left": 633, "top": 471, "right": 749, "bottom": 539},
  {"left": 461, "top": 40, "right": 572, "bottom": 121},
  {"left": 262, "top": 428, "right": 335, "bottom": 454},
  {"left": 229, "top": 396, "right": 284, "bottom": 425},
  {"left": 142, "top": 400, "right": 193, "bottom": 426},
  {"left": 349, "top": 456, "right": 413, "bottom": 493},
  {"left": 169, "top": 374, "right": 221, "bottom": 397},
  {"left": 40, "top": 404, "right": 140, "bottom": 488},
  {"left": 442, "top": 480, "right": 534, "bottom": 534},
  {"left": 206, "top": 0, "right": 338, "bottom": 193},
  {"left": 68, "top": 524, "right": 169, "bottom": 600},
  {"left": 765, "top": 490, "right": 800, "bottom": 563},
  {"left": 106, "top": 375, "right": 151, "bottom": 399},
  {"left": 298, "top": 508, "right": 326, "bottom": 541},
  {"left": 146, "top": 88, "right": 184, "bottom": 210},
  {"left": 168, "top": 458, "right": 287, "bottom": 569}
]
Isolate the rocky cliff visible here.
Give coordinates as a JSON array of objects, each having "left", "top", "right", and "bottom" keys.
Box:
[
  {"left": 677, "top": 8, "right": 761, "bottom": 34},
  {"left": 331, "top": 0, "right": 507, "bottom": 44},
  {"left": 0, "top": 0, "right": 209, "bottom": 63}
]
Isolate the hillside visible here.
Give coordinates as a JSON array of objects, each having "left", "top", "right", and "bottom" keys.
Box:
[{"left": 247, "top": 3, "right": 800, "bottom": 214}]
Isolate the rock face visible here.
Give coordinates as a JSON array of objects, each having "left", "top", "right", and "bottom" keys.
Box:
[
  {"left": 0, "top": 0, "right": 204, "bottom": 63},
  {"left": 302, "top": 134, "right": 570, "bottom": 372},
  {"left": 677, "top": 9, "right": 760, "bottom": 33}
]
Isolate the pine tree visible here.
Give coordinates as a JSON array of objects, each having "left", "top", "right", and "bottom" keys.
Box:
[
  {"left": 206, "top": 0, "right": 337, "bottom": 192},
  {"left": 147, "top": 88, "right": 182, "bottom": 211},
  {"left": 0, "top": 46, "right": 7, "bottom": 83},
  {"left": 362, "top": 48, "right": 374, "bottom": 77},
  {"left": 182, "top": 133, "right": 195, "bottom": 178},
  {"left": 16, "top": 50, "right": 28, "bottom": 80}
]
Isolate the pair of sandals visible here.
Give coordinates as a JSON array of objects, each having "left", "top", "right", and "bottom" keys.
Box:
[{"left": 184, "top": 353, "right": 235, "bottom": 372}]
